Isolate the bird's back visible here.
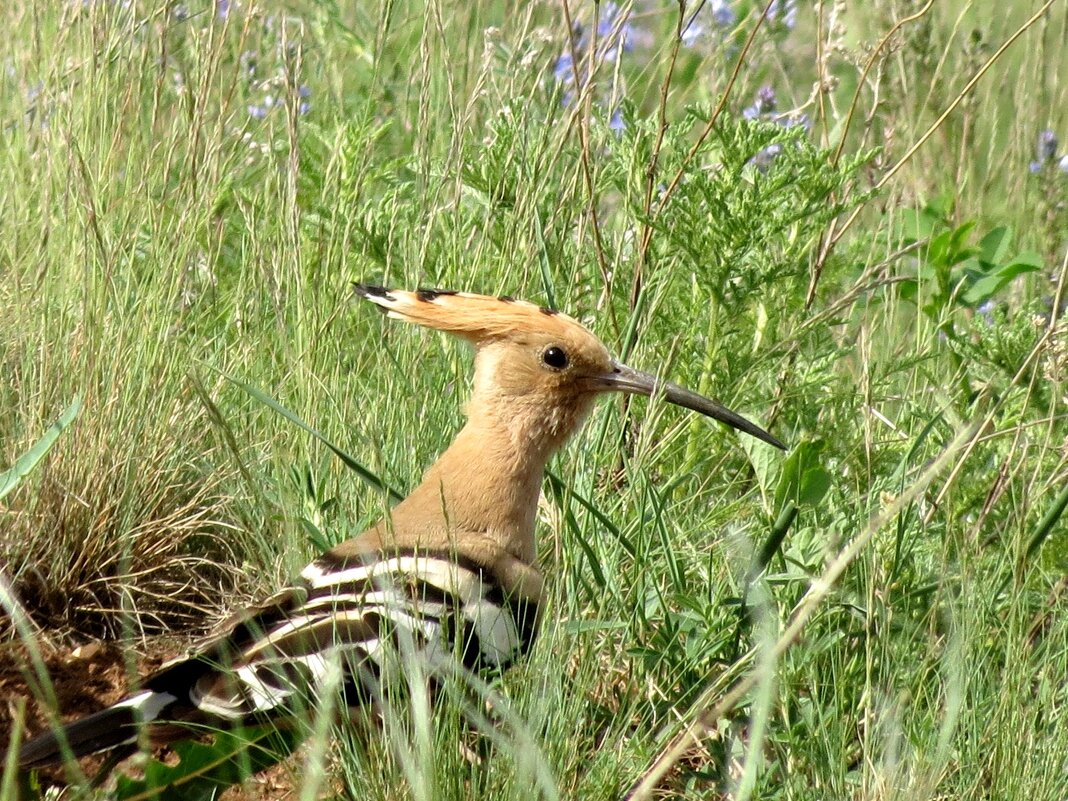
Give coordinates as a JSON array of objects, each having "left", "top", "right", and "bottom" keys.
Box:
[
  {"left": 168, "top": 542, "right": 540, "bottom": 721},
  {"left": 18, "top": 535, "right": 540, "bottom": 768}
]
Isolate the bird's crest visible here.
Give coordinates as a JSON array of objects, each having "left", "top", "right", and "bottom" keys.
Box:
[{"left": 353, "top": 284, "right": 589, "bottom": 344}]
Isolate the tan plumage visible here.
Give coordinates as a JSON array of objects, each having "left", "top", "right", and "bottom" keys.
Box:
[{"left": 18, "top": 285, "right": 784, "bottom": 772}]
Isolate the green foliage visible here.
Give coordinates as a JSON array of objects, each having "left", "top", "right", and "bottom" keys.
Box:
[
  {"left": 647, "top": 114, "right": 874, "bottom": 308},
  {"left": 2, "top": 1, "right": 1067, "bottom": 800},
  {"left": 772, "top": 439, "right": 833, "bottom": 513},
  {"left": 897, "top": 199, "right": 1044, "bottom": 329},
  {"left": 113, "top": 727, "right": 304, "bottom": 801}
]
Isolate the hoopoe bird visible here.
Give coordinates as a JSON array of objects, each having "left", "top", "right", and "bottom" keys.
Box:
[{"left": 17, "top": 285, "right": 784, "bottom": 771}]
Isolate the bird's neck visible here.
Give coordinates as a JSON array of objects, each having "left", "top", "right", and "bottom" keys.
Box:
[
  {"left": 384, "top": 409, "right": 564, "bottom": 572},
  {"left": 433, "top": 416, "right": 554, "bottom": 556}
]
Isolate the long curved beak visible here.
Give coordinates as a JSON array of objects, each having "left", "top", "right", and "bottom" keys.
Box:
[{"left": 585, "top": 361, "right": 786, "bottom": 450}]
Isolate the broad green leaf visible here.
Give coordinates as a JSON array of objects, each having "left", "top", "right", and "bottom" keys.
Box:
[
  {"left": 740, "top": 430, "right": 784, "bottom": 506},
  {"left": 977, "top": 225, "right": 1013, "bottom": 265},
  {"left": 1005, "top": 250, "right": 1044, "bottom": 270},
  {"left": 947, "top": 220, "right": 977, "bottom": 255},
  {"left": 925, "top": 193, "right": 955, "bottom": 222},
  {"left": 927, "top": 228, "right": 955, "bottom": 267},
  {"left": 958, "top": 256, "right": 993, "bottom": 283},
  {"left": 917, "top": 259, "right": 943, "bottom": 283},
  {"left": 898, "top": 279, "right": 918, "bottom": 303},
  {"left": 114, "top": 727, "right": 304, "bottom": 801},
  {"left": 773, "top": 439, "right": 832, "bottom": 513},
  {"left": 961, "top": 261, "right": 1042, "bottom": 306},
  {"left": 0, "top": 396, "right": 82, "bottom": 503}
]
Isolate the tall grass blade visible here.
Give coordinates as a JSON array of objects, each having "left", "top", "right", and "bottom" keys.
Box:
[
  {"left": 1026, "top": 480, "right": 1068, "bottom": 559},
  {"left": 0, "top": 396, "right": 81, "bottom": 503},
  {"left": 220, "top": 373, "right": 404, "bottom": 502}
]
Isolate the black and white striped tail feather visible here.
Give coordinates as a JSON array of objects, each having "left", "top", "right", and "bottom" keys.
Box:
[
  {"left": 18, "top": 547, "right": 539, "bottom": 769},
  {"left": 17, "top": 690, "right": 177, "bottom": 770}
]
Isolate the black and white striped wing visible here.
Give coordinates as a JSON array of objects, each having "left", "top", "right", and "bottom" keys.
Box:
[{"left": 148, "top": 549, "right": 539, "bottom": 724}]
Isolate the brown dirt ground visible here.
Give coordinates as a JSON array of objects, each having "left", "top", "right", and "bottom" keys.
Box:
[{"left": 0, "top": 638, "right": 305, "bottom": 800}]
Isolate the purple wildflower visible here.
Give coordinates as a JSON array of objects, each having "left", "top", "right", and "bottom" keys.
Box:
[
  {"left": 247, "top": 84, "right": 311, "bottom": 119},
  {"left": 597, "top": 2, "right": 635, "bottom": 61},
  {"left": 742, "top": 85, "right": 808, "bottom": 172},
  {"left": 1030, "top": 130, "right": 1062, "bottom": 173},
  {"left": 681, "top": 0, "right": 735, "bottom": 47},
  {"left": 750, "top": 142, "right": 782, "bottom": 172},
  {"left": 977, "top": 299, "right": 996, "bottom": 326},
  {"left": 743, "top": 85, "right": 776, "bottom": 119},
  {"left": 550, "top": 3, "right": 638, "bottom": 129},
  {"left": 766, "top": 0, "right": 797, "bottom": 30},
  {"left": 1039, "top": 130, "right": 1058, "bottom": 161},
  {"left": 551, "top": 2, "right": 636, "bottom": 90},
  {"left": 711, "top": 0, "right": 736, "bottom": 26},
  {"left": 552, "top": 50, "right": 578, "bottom": 108},
  {"left": 553, "top": 49, "right": 574, "bottom": 83}
]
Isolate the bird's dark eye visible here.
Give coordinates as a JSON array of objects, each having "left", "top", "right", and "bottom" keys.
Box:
[{"left": 542, "top": 345, "right": 569, "bottom": 370}]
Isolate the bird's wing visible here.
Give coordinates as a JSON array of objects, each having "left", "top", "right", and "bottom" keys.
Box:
[{"left": 143, "top": 546, "right": 540, "bottom": 726}]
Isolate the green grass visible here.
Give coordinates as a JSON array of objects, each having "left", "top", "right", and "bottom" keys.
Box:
[{"left": 2, "top": 0, "right": 1067, "bottom": 798}]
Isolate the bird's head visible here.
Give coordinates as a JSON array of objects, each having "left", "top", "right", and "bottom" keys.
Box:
[{"left": 354, "top": 285, "right": 785, "bottom": 454}]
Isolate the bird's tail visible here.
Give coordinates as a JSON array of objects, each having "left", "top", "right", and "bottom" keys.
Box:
[{"left": 18, "top": 690, "right": 176, "bottom": 770}]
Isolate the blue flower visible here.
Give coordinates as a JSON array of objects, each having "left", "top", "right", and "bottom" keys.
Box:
[
  {"left": 1030, "top": 130, "right": 1063, "bottom": 173},
  {"left": 553, "top": 49, "right": 575, "bottom": 85},
  {"left": 766, "top": 0, "right": 797, "bottom": 30},
  {"left": 550, "top": 3, "right": 638, "bottom": 123},
  {"left": 977, "top": 299, "right": 996, "bottom": 325},
  {"left": 248, "top": 95, "right": 274, "bottom": 119},
  {"left": 750, "top": 142, "right": 782, "bottom": 172},
  {"left": 597, "top": 2, "right": 636, "bottom": 61},
  {"left": 742, "top": 86, "right": 808, "bottom": 172},
  {"left": 743, "top": 85, "right": 776, "bottom": 119},
  {"left": 552, "top": 50, "right": 578, "bottom": 108},
  {"left": 711, "top": 0, "right": 736, "bottom": 27},
  {"left": 551, "top": 2, "right": 636, "bottom": 85},
  {"left": 1038, "top": 130, "right": 1058, "bottom": 161},
  {"left": 247, "top": 85, "right": 311, "bottom": 119},
  {"left": 681, "top": 0, "right": 735, "bottom": 47}
]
